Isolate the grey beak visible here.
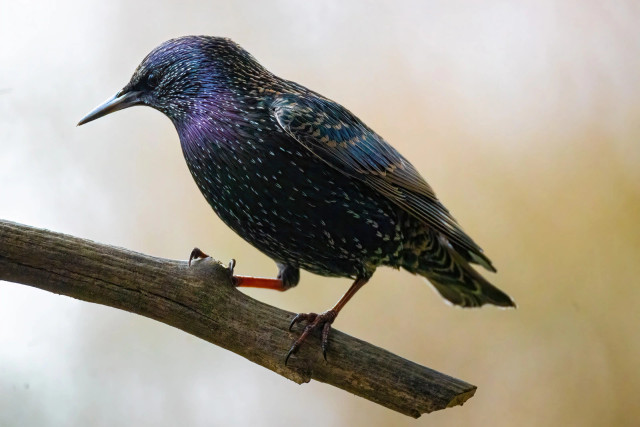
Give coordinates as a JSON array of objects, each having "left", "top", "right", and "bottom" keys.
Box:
[{"left": 77, "top": 90, "right": 143, "bottom": 126}]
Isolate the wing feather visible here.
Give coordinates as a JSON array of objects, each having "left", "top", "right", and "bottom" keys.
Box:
[{"left": 272, "top": 93, "right": 495, "bottom": 271}]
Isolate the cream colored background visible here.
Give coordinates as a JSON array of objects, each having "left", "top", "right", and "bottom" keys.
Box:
[{"left": 1, "top": 1, "right": 639, "bottom": 426}]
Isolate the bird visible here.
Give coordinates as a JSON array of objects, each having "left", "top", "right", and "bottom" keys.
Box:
[{"left": 78, "top": 36, "right": 515, "bottom": 364}]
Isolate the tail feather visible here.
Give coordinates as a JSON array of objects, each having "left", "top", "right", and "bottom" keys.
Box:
[
  {"left": 425, "top": 262, "right": 515, "bottom": 308},
  {"left": 406, "top": 231, "right": 515, "bottom": 308}
]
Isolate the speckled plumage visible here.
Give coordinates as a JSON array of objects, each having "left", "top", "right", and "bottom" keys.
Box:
[{"left": 81, "top": 36, "right": 514, "bottom": 313}]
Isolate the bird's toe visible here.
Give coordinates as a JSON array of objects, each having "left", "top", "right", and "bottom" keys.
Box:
[
  {"left": 285, "top": 310, "right": 337, "bottom": 365},
  {"left": 188, "top": 247, "right": 210, "bottom": 266}
]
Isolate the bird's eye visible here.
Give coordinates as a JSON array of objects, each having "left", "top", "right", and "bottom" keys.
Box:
[{"left": 146, "top": 72, "right": 160, "bottom": 88}]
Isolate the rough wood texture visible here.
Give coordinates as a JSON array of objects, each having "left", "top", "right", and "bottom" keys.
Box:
[{"left": 0, "top": 219, "right": 476, "bottom": 417}]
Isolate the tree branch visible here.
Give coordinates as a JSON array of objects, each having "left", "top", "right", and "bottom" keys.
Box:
[{"left": 0, "top": 219, "right": 476, "bottom": 418}]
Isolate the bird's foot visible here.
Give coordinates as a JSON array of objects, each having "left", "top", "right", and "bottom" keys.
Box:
[
  {"left": 286, "top": 310, "right": 337, "bottom": 365},
  {"left": 228, "top": 258, "right": 236, "bottom": 275},
  {"left": 188, "top": 247, "right": 210, "bottom": 266}
]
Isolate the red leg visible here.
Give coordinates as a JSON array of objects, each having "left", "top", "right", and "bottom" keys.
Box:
[
  {"left": 233, "top": 275, "right": 286, "bottom": 291},
  {"left": 228, "top": 258, "right": 288, "bottom": 291},
  {"left": 189, "top": 252, "right": 288, "bottom": 291},
  {"left": 285, "top": 276, "right": 370, "bottom": 365}
]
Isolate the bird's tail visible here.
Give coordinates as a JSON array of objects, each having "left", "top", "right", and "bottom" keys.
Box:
[{"left": 403, "top": 230, "right": 515, "bottom": 308}]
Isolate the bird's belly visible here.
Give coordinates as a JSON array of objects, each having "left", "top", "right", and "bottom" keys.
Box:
[{"left": 187, "top": 145, "right": 403, "bottom": 277}]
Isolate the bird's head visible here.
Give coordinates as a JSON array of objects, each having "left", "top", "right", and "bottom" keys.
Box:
[{"left": 78, "top": 36, "right": 267, "bottom": 126}]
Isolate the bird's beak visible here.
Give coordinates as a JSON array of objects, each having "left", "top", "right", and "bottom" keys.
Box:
[{"left": 77, "top": 90, "right": 143, "bottom": 126}]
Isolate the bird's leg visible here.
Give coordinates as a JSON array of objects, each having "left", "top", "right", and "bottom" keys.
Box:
[
  {"left": 286, "top": 276, "right": 369, "bottom": 365},
  {"left": 230, "top": 261, "right": 300, "bottom": 292},
  {"left": 233, "top": 276, "right": 286, "bottom": 290},
  {"left": 189, "top": 251, "right": 298, "bottom": 292}
]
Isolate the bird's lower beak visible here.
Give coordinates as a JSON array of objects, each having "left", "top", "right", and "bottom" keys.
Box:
[{"left": 77, "top": 90, "right": 143, "bottom": 126}]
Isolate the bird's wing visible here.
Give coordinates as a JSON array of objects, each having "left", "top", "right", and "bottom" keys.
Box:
[{"left": 272, "top": 93, "right": 495, "bottom": 271}]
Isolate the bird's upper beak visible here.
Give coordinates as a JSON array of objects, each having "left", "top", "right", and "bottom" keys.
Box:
[{"left": 77, "top": 90, "right": 143, "bottom": 126}]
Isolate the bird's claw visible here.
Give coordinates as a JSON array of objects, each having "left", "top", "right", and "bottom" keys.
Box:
[
  {"left": 288, "top": 312, "right": 317, "bottom": 331},
  {"left": 228, "top": 259, "right": 239, "bottom": 285},
  {"left": 285, "top": 310, "right": 337, "bottom": 365},
  {"left": 188, "top": 247, "right": 210, "bottom": 266}
]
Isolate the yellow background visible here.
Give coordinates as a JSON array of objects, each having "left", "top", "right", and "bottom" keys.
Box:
[{"left": 1, "top": 1, "right": 638, "bottom": 426}]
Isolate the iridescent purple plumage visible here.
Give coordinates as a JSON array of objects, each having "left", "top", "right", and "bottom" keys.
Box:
[{"left": 78, "top": 36, "right": 514, "bottom": 361}]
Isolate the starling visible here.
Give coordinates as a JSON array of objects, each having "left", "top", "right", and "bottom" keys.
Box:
[{"left": 78, "top": 36, "right": 515, "bottom": 363}]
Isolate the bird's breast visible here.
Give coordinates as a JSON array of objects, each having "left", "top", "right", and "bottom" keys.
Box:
[{"left": 178, "top": 124, "right": 404, "bottom": 277}]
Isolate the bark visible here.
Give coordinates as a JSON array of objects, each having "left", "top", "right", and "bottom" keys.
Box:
[{"left": 0, "top": 219, "right": 476, "bottom": 418}]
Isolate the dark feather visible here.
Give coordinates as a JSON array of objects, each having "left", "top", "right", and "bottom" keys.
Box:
[{"left": 272, "top": 93, "right": 495, "bottom": 271}]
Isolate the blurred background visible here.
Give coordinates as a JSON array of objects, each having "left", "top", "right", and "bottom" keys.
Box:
[{"left": 1, "top": 1, "right": 639, "bottom": 426}]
